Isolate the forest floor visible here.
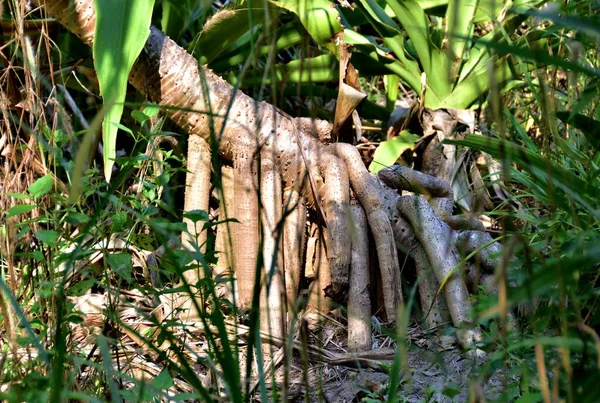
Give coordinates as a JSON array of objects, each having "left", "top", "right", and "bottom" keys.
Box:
[
  {"left": 276, "top": 317, "right": 506, "bottom": 402},
  {"left": 316, "top": 348, "right": 501, "bottom": 403}
]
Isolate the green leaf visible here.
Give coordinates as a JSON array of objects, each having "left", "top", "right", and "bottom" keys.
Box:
[
  {"left": 35, "top": 230, "right": 60, "bottom": 246},
  {"left": 231, "top": 54, "right": 338, "bottom": 86},
  {"left": 69, "top": 279, "right": 95, "bottom": 297},
  {"left": 384, "top": 74, "right": 400, "bottom": 110},
  {"left": 106, "top": 253, "right": 133, "bottom": 283},
  {"left": 7, "top": 192, "right": 29, "bottom": 200},
  {"left": 555, "top": 111, "right": 600, "bottom": 151},
  {"left": 131, "top": 110, "right": 151, "bottom": 124},
  {"left": 441, "top": 382, "right": 461, "bottom": 399},
  {"left": 151, "top": 369, "right": 174, "bottom": 390},
  {"left": 94, "top": 0, "right": 155, "bottom": 182},
  {"left": 211, "top": 22, "right": 302, "bottom": 71},
  {"left": 386, "top": 0, "right": 451, "bottom": 105},
  {"left": 445, "top": 135, "right": 600, "bottom": 219},
  {"left": 441, "top": 57, "right": 513, "bottom": 109},
  {"left": 194, "top": 5, "right": 268, "bottom": 65},
  {"left": 28, "top": 175, "right": 53, "bottom": 198},
  {"left": 353, "top": 1, "right": 422, "bottom": 92},
  {"left": 369, "top": 131, "right": 419, "bottom": 174},
  {"left": 65, "top": 212, "right": 91, "bottom": 225},
  {"left": 272, "top": 0, "right": 343, "bottom": 50},
  {"left": 445, "top": 0, "right": 479, "bottom": 62},
  {"left": 182, "top": 210, "right": 210, "bottom": 223},
  {"left": 343, "top": 29, "right": 421, "bottom": 91},
  {"left": 7, "top": 204, "right": 37, "bottom": 218}
]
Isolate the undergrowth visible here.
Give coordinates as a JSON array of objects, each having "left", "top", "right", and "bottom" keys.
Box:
[{"left": 1, "top": 0, "right": 600, "bottom": 402}]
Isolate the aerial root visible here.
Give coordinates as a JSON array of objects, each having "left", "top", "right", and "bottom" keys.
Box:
[
  {"left": 347, "top": 200, "right": 371, "bottom": 352},
  {"left": 180, "top": 135, "right": 211, "bottom": 321},
  {"left": 233, "top": 153, "right": 260, "bottom": 309},
  {"left": 318, "top": 151, "right": 351, "bottom": 299},
  {"left": 330, "top": 143, "right": 403, "bottom": 322},
  {"left": 260, "top": 159, "right": 285, "bottom": 339},
  {"left": 282, "top": 188, "right": 306, "bottom": 322}
]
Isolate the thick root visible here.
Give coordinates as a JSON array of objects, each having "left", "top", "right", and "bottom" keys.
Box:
[
  {"left": 396, "top": 195, "right": 481, "bottom": 348},
  {"left": 214, "top": 165, "right": 235, "bottom": 299},
  {"left": 347, "top": 200, "right": 371, "bottom": 351},
  {"left": 389, "top": 211, "right": 450, "bottom": 331},
  {"left": 308, "top": 229, "right": 333, "bottom": 313},
  {"left": 283, "top": 188, "right": 306, "bottom": 320},
  {"left": 318, "top": 152, "right": 351, "bottom": 300},
  {"left": 330, "top": 143, "right": 402, "bottom": 322},
  {"left": 180, "top": 135, "right": 211, "bottom": 319},
  {"left": 234, "top": 154, "right": 260, "bottom": 309},
  {"left": 260, "top": 159, "right": 285, "bottom": 339},
  {"left": 456, "top": 230, "right": 503, "bottom": 271}
]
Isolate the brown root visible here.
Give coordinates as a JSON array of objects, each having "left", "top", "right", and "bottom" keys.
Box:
[
  {"left": 214, "top": 165, "right": 235, "bottom": 299},
  {"left": 233, "top": 154, "right": 260, "bottom": 309},
  {"left": 396, "top": 195, "right": 481, "bottom": 347},
  {"left": 180, "top": 135, "right": 211, "bottom": 319},
  {"left": 330, "top": 143, "right": 402, "bottom": 322},
  {"left": 318, "top": 151, "right": 351, "bottom": 300},
  {"left": 283, "top": 188, "right": 306, "bottom": 320},
  {"left": 347, "top": 200, "right": 371, "bottom": 352},
  {"left": 260, "top": 159, "right": 285, "bottom": 339}
]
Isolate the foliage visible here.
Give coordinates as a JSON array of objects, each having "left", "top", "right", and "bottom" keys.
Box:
[
  {"left": 93, "top": 0, "right": 155, "bottom": 181},
  {"left": 1, "top": 0, "right": 600, "bottom": 401}
]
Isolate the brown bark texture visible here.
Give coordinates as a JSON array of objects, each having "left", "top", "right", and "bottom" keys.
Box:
[{"left": 39, "top": 0, "right": 400, "bottom": 319}]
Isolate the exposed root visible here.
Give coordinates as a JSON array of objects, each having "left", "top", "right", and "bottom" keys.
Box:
[
  {"left": 39, "top": 0, "right": 516, "bottom": 358},
  {"left": 180, "top": 135, "right": 211, "bottom": 319},
  {"left": 282, "top": 188, "right": 306, "bottom": 320},
  {"left": 330, "top": 143, "right": 403, "bottom": 322},
  {"left": 347, "top": 200, "right": 371, "bottom": 352},
  {"left": 260, "top": 159, "right": 285, "bottom": 339}
]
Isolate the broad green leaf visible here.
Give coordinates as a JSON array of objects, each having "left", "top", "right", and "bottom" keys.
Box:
[
  {"left": 344, "top": 29, "right": 422, "bottom": 92},
  {"left": 35, "top": 230, "right": 60, "bottom": 246},
  {"left": 7, "top": 204, "right": 37, "bottom": 218},
  {"left": 441, "top": 383, "right": 461, "bottom": 399},
  {"left": 272, "top": 0, "right": 343, "bottom": 51},
  {"left": 441, "top": 57, "right": 513, "bottom": 109},
  {"left": 94, "top": 0, "right": 155, "bottom": 182},
  {"left": 456, "top": 34, "right": 493, "bottom": 85},
  {"left": 151, "top": 369, "right": 174, "bottom": 390},
  {"left": 386, "top": 0, "right": 434, "bottom": 74},
  {"left": 69, "top": 279, "right": 95, "bottom": 297},
  {"left": 106, "top": 252, "right": 133, "bottom": 283},
  {"left": 65, "top": 212, "right": 91, "bottom": 225},
  {"left": 445, "top": 0, "right": 479, "bottom": 62},
  {"left": 28, "top": 175, "right": 53, "bottom": 198},
  {"left": 230, "top": 54, "right": 337, "bottom": 86},
  {"left": 384, "top": 74, "right": 400, "bottom": 109},
  {"left": 386, "top": 0, "right": 451, "bottom": 105},
  {"left": 354, "top": 0, "right": 422, "bottom": 92},
  {"left": 161, "top": 0, "right": 185, "bottom": 39},
  {"left": 131, "top": 110, "right": 151, "bottom": 124},
  {"left": 7, "top": 192, "right": 29, "bottom": 200},
  {"left": 193, "top": 5, "right": 268, "bottom": 65},
  {"left": 369, "top": 131, "right": 419, "bottom": 173}
]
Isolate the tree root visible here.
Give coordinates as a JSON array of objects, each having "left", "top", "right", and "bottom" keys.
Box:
[{"left": 40, "top": 0, "right": 514, "bottom": 354}]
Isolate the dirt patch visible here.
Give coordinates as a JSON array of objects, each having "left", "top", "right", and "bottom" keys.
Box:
[{"left": 315, "top": 349, "right": 504, "bottom": 402}]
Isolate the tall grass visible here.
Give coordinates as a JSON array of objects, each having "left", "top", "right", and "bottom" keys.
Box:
[{"left": 1, "top": 0, "right": 600, "bottom": 402}]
